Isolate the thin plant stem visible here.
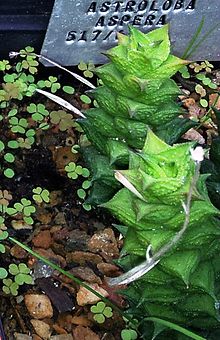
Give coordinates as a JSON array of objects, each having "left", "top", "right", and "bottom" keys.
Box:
[
  {"left": 185, "top": 22, "right": 220, "bottom": 59},
  {"left": 197, "top": 92, "right": 220, "bottom": 129},
  {"left": 182, "top": 18, "right": 204, "bottom": 59}
]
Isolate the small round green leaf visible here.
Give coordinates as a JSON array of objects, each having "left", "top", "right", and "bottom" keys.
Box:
[
  {"left": 200, "top": 99, "right": 208, "bottom": 108},
  {"left": 4, "top": 153, "right": 15, "bottom": 163},
  {"left": 4, "top": 168, "right": 15, "bottom": 178},
  {"left": 63, "top": 86, "right": 75, "bottom": 94},
  {"left": 8, "top": 140, "right": 19, "bottom": 149},
  {"left": 80, "top": 94, "right": 91, "bottom": 104},
  {"left": 0, "top": 140, "right": 5, "bottom": 152},
  {"left": 0, "top": 268, "right": 8, "bottom": 279},
  {"left": 77, "top": 189, "right": 86, "bottom": 200}
]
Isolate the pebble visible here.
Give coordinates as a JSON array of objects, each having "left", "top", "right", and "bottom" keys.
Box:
[
  {"left": 53, "top": 323, "right": 68, "bottom": 335},
  {"left": 10, "top": 244, "right": 28, "bottom": 259},
  {"left": 49, "top": 191, "right": 63, "bottom": 207},
  {"left": 52, "top": 227, "right": 69, "bottom": 241},
  {"left": 97, "top": 263, "right": 121, "bottom": 277},
  {"left": 36, "top": 207, "right": 52, "bottom": 224},
  {"left": 66, "top": 251, "right": 103, "bottom": 265},
  {"left": 24, "top": 294, "right": 53, "bottom": 319},
  {"left": 14, "top": 334, "right": 32, "bottom": 340},
  {"left": 50, "top": 335, "right": 73, "bottom": 340},
  {"left": 54, "top": 212, "right": 66, "bottom": 225},
  {"left": 70, "top": 266, "right": 102, "bottom": 284},
  {"left": 65, "top": 230, "right": 90, "bottom": 252},
  {"left": 56, "top": 313, "right": 73, "bottom": 332},
  {"left": 73, "top": 325, "right": 100, "bottom": 340},
  {"left": 71, "top": 315, "right": 92, "bottom": 327},
  {"left": 32, "top": 248, "right": 66, "bottom": 267},
  {"left": 76, "top": 283, "right": 108, "bottom": 306},
  {"left": 30, "top": 319, "right": 51, "bottom": 339},
  {"left": 88, "top": 228, "right": 119, "bottom": 259},
  {"left": 32, "top": 230, "right": 52, "bottom": 249},
  {"left": 33, "top": 335, "right": 43, "bottom": 340}
]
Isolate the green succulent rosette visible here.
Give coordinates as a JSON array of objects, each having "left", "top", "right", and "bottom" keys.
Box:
[
  {"left": 79, "top": 25, "right": 195, "bottom": 204},
  {"left": 103, "top": 130, "right": 220, "bottom": 332}
]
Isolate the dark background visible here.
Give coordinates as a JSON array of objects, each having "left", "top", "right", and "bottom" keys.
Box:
[{"left": 0, "top": 0, "right": 54, "bottom": 58}]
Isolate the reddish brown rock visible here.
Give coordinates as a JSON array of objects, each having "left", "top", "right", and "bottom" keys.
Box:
[
  {"left": 66, "top": 251, "right": 103, "bottom": 266},
  {"left": 57, "top": 313, "right": 73, "bottom": 333},
  {"left": 71, "top": 316, "right": 92, "bottom": 327},
  {"left": 32, "top": 230, "right": 52, "bottom": 249},
  {"left": 70, "top": 267, "right": 102, "bottom": 284},
  {"left": 73, "top": 326, "right": 100, "bottom": 340},
  {"left": 88, "top": 228, "right": 119, "bottom": 259},
  {"left": 10, "top": 244, "right": 28, "bottom": 259},
  {"left": 52, "top": 227, "right": 70, "bottom": 241},
  {"left": 32, "top": 335, "right": 43, "bottom": 340},
  {"left": 36, "top": 208, "right": 52, "bottom": 224},
  {"left": 53, "top": 324, "right": 68, "bottom": 335},
  {"left": 97, "top": 263, "right": 122, "bottom": 277}
]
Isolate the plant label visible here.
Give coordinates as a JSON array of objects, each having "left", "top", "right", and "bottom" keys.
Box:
[{"left": 41, "top": 0, "right": 220, "bottom": 65}]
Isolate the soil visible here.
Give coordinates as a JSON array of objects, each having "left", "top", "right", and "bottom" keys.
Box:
[
  {"left": 0, "top": 61, "right": 220, "bottom": 340},
  {"left": 0, "top": 67, "right": 125, "bottom": 340}
]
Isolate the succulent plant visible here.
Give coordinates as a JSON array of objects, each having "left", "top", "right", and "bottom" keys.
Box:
[
  {"left": 79, "top": 25, "right": 196, "bottom": 204},
  {"left": 102, "top": 130, "right": 220, "bottom": 335}
]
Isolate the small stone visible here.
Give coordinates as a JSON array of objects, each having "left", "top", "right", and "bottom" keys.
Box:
[
  {"left": 57, "top": 313, "right": 73, "bottom": 332},
  {"left": 37, "top": 278, "right": 75, "bottom": 313},
  {"left": 33, "top": 248, "right": 66, "bottom": 267},
  {"left": 50, "top": 335, "right": 73, "bottom": 340},
  {"left": 36, "top": 207, "right": 52, "bottom": 224},
  {"left": 183, "top": 128, "right": 205, "bottom": 145},
  {"left": 10, "top": 244, "right": 28, "bottom": 259},
  {"left": 32, "top": 230, "right": 52, "bottom": 249},
  {"left": 33, "top": 335, "right": 43, "bottom": 340},
  {"left": 97, "top": 263, "right": 121, "bottom": 277},
  {"left": 182, "top": 97, "right": 196, "bottom": 108},
  {"left": 53, "top": 323, "right": 68, "bottom": 335},
  {"left": 54, "top": 212, "right": 66, "bottom": 225},
  {"left": 30, "top": 319, "right": 51, "bottom": 339},
  {"left": 14, "top": 333, "right": 32, "bottom": 340},
  {"left": 73, "top": 326, "right": 100, "bottom": 340},
  {"left": 76, "top": 283, "right": 108, "bottom": 306},
  {"left": 65, "top": 230, "right": 90, "bottom": 251},
  {"left": 88, "top": 228, "right": 119, "bottom": 259},
  {"left": 66, "top": 251, "right": 103, "bottom": 266},
  {"left": 51, "top": 226, "right": 69, "bottom": 241},
  {"left": 70, "top": 266, "right": 102, "bottom": 284},
  {"left": 71, "top": 315, "right": 92, "bottom": 327},
  {"left": 25, "top": 294, "right": 53, "bottom": 319},
  {"left": 50, "top": 191, "right": 63, "bottom": 207}
]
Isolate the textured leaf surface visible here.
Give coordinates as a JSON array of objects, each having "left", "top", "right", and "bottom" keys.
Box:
[
  {"left": 79, "top": 26, "right": 190, "bottom": 204},
  {"left": 104, "top": 131, "right": 220, "bottom": 332}
]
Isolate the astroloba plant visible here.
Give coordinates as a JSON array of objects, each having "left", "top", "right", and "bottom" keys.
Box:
[
  {"left": 78, "top": 25, "right": 196, "bottom": 204},
  {"left": 103, "top": 130, "right": 220, "bottom": 338}
]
